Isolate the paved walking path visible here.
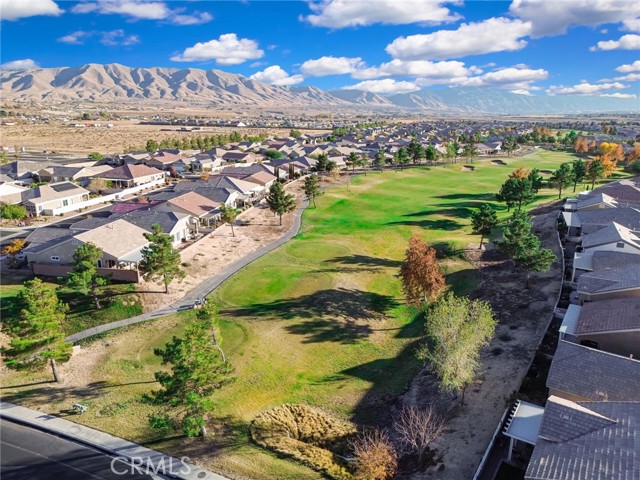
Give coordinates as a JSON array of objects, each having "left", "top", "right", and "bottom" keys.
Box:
[
  {"left": 66, "top": 198, "right": 309, "bottom": 343},
  {"left": 0, "top": 401, "right": 228, "bottom": 480}
]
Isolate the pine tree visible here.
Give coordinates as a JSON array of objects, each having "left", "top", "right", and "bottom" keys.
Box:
[
  {"left": 373, "top": 150, "right": 386, "bottom": 171},
  {"left": 571, "top": 159, "right": 587, "bottom": 192},
  {"left": 150, "top": 305, "right": 231, "bottom": 437},
  {"left": 2, "top": 278, "right": 71, "bottom": 382},
  {"left": 139, "top": 224, "right": 185, "bottom": 293},
  {"left": 549, "top": 162, "right": 573, "bottom": 199},
  {"left": 398, "top": 235, "right": 445, "bottom": 306},
  {"left": 68, "top": 242, "right": 109, "bottom": 309},
  {"left": 266, "top": 182, "right": 296, "bottom": 225},
  {"left": 496, "top": 177, "right": 534, "bottom": 211},
  {"left": 470, "top": 204, "right": 499, "bottom": 249},
  {"left": 302, "top": 174, "right": 323, "bottom": 208}
]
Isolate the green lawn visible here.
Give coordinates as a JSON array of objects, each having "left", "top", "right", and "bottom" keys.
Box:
[
  {"left": 1, "top": 150, "right": 589, "bottom": 479},
  {"left": 0, "top": 280, "right": 141, "bottom": 335}
]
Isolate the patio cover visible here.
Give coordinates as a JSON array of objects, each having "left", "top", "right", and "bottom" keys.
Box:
[{"left": 503, "top": 400, "right": 544, "bottom": 445}]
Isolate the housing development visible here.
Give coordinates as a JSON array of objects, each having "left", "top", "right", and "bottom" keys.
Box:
[{"left": 1, "top": 1, "right": 640, "bottom": 480}]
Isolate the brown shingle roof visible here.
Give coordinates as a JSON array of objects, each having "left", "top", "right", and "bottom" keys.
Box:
[
  {"left": 525, "top": 397, "right": 640, "bottom": 480},
  {"left": 576, "top": 298, "right": 640, "bottom": 334},
  {"left": 101, "top": 164, "right": 164, "bottom": 180},
  {"left": 547, "top": 341, "right": 640, "bottom": 401},
  {"left": 167, "top": 191, "right": 220, "bottom": 217}
]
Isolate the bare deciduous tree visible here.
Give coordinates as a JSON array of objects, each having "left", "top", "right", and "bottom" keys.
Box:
[
  {"left": 350, "top": 428, "right": 397, "bottom": 480},
  {"left": 393, "top": 405, "right": 445, "bottom": 467}
]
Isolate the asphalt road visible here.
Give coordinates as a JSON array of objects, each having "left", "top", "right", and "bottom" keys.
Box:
[{"left": 0, "top": 419, "right": 161, "bottom": 480}]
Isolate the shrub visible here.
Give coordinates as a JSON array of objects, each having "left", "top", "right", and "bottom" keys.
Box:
[
  {"left": 350, "top": 429, "right": 397, "bottom": 480},
  {"left": 250, "top": 404, "right": 356, "bottom": 479},
  {"left": 432, "top": 241, "right": 466, "bottom": 260}
]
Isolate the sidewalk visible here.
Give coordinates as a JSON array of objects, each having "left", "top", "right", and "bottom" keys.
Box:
[
  {"left": 65, "top": 197, "right": 309, "bottom": 343},
  {"left": 0, "top": 401, "right": 228, "bottom": 480}
]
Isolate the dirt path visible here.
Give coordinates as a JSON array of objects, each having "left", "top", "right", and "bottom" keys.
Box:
[{"left": 396, "top": 205, "right": 563, "bottom": 479}]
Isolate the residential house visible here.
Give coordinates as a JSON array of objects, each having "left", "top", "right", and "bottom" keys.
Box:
[
  {"left": 576, "top": 263, "right": 640, "bottom": 302},
  {"left": 571, "top": 250, "right": 640, "bottom": 283},
  {"left": 204, "top": 175, "right": 264, "bottom": 196},
  {"left": 73, "top": 219, "right": 151, "bottom": 268},
  {"left": 559, "top": 299, "right": 640, "bottom": 357},
  {"left": 99, "top": 164, "right": 165, "bottom": 188},
  {"left": 0, "top": 160, "right": 54, "bottom": 183},
  {"left": 145, "top": 152, "right": 184, "bottom": 171},
  {"left": 23, "top": 182, "right": 90, "bottom": 216},
  {"left": 0, "top": 182, "right": 28, "bottom": 204},
  {"left": 36, "top": 166, "right": 97, "bottom": 183},
  {"left": 172, "top": 183, "right": 240, "bottom": 207},
  {"left": 158, "top": 191, "right": 221, "bottom": 226},
  {"left": 116, "top": 209, "right": 194, "bottom": 246},
  {"left": 524, "top": 396, "right": 639, "bottom": 480},
  {"left": 580, "top": 221, "right": 640, "bottom": 255},
  {"left": 546, "top": 341, "right": 640, "bottom": 402}
]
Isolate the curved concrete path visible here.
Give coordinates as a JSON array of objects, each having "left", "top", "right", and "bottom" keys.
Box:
[{"left": 66, "top": 198, "right": 309, "bottom": 343}]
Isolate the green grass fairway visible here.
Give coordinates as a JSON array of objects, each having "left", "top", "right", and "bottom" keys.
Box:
[{"left": 1, "top": 150, "right": 590, "bottom": 479}]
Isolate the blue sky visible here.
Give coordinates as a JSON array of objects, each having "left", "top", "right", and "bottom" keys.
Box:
[{"left": 2, "top": 0, "right": 640, "bottom": 98}]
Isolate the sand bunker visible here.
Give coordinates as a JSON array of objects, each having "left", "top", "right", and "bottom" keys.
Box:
[
  {"left": 461, "top": 165, "right": 475, "bottom": 171},
  {"left": 491, "top": 160, "right": 507, "bottom": 166}
]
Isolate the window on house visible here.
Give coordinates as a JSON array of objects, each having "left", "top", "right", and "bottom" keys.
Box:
[
  {"left": 62, "top": 199, "right": 69, "bottom": 207},
  {"left": 616, "top": 242, "right": 625, "bottom": 248},
  {"left": 50, "top": 256, "right": 60, "bottom": 262}
]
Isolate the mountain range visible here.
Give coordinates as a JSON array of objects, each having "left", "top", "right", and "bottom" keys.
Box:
[{"left": 1, "top": 63, "right": 637, "bottom": 115}]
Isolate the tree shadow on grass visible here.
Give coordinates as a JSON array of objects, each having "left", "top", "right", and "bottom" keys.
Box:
[
  {"left": 340, "top": 337, "right": 424, "bottom": 425},
  {"left": 435, "top": 193, "right": 494, "bottom": 201},
  {"left": 386, "top": 218, "right": 461, "bottom": 230},
  {"left": 328, "top": 254, "right": 401, "bottom": 269},
  {"left": 229, "top": 288, "right": 399, "bottom": 344}
]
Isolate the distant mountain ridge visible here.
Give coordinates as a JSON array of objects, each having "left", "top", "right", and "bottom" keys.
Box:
[{"left": 1, "top": 63, "right": 637, "bottom": 114}]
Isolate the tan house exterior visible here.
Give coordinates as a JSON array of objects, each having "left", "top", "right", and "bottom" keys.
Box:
[
  {"left": 100, "top": 164, "right": 165, "bottom": 188},
  {"left": 24, "top": 182, "right": 90, "bottom": 216}
]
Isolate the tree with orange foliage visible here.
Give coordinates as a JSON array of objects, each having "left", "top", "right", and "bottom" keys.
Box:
[
  {"left": 2, "top": 238, "right": 26, "bottom": 266},
  {"left": 509, "top": 166, "right": 530, "bottom": 179},
  {"left": 574, "top": 137, "right": 590, "bottom": 154},
  {"left": 600, "top": 155, "right": 618, "bottom": 178},
  {"left": 599, "top": 142, "right": 624, "bottom": 162},
  {"left": 627, "top": 144, "right": 640, "bottom": 164},
  {"left": 398, "top": 235, "right": 445, "bottom": 306}
]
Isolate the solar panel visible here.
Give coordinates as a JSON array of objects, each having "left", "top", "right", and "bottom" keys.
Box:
[{"left": 51, "top": 182, "right": 78, "bottom": 192}]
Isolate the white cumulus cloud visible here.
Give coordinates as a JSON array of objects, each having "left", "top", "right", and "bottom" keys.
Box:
[
  {"left": 300, "top": 56, "right": 364, "bottom": 77},
  {"left": 171, "top": 34, "right": 264, "bottom": 65},
  {"left": 616, "top": 60, "right": 640, "bottom": 73},
  {"left": 590, "top": 34, "right": 640, "bottom": 51},
  {"left": 511, "top": 89, "right": 534, "bottom": 96},
  {"left": 71, "top": 1, "right": 212, "bottom": 25},
  {"left": 547, "top": 82, "right": 628, "bottom": 95},
  {"left": 1, "top": 59, "right": 40, "bottom": 70},
  {"left": 610, "top": 72, "right": 640, "bottom": 81},
  {"left": 386, "top": 18, "right": 532, "bottom": 60},
  {"left": 622, "top": 17, "right": 640, "bottom": 32},
  {"left": 58, "top": 31, "right": 90, "bottom": 45},
  {"left": 342, "top": 79, "right": 420, "bottom": 94},
  {"left": 601, "top": 92, "right": 638, "bottom": 98},
  {"left": 250, "top": 66, "right": 304, "bottom": 86},
  {"left": 302, "top": 0, "right": 461, "bottom": 28},
  {"left": 509, "top": 0, "right": 637, "bottom": 38},
  {"left": 0, "top": 0, "right": 62, "bottom": 20},
  {"left": 351, "top": 59, "right": 471, "bottom": 80}
]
